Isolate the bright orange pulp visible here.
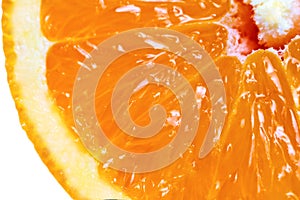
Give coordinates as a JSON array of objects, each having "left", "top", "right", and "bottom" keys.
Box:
[{"left": 44, "top": 0, "right": 300, "bottom": 199}]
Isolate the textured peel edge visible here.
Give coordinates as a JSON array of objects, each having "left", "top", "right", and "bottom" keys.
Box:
[{"left": 2, "top": 0, "right": 129, "bottom": 199}]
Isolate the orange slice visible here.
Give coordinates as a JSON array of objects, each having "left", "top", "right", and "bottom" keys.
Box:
[{"left": 2, "top": 0, "right": 300, "bottom": 199}]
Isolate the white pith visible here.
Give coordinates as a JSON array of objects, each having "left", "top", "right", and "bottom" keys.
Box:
[{"left": 247, "top": 0, "right": 300, "bottom": 46}]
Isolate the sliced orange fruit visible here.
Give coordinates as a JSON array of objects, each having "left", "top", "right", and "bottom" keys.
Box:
[
  {"left": 284, "top": 37, "right": 300, "bottom": 112},
  {"left": 2, "top": 0, "right": 300, "bottom": 199}
]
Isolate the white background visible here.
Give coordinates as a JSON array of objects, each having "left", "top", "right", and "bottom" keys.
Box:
[{"left": 0, "top": 2, "right": 71, "bottom": 199}]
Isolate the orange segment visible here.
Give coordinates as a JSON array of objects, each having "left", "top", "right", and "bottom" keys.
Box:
[
  {"left": 96, "top": 52, "right": 213, "bottom": 199},
  {"left": 46, "top": 22, "right": 228, "bottom": 114},
  {"left": 285, "top": 37, "right": 300, "bottom": 110},
  {"left": 215, "top": 56, "right": 242, "bottom": 109},
  {"left": 213, "top": 50, "right": 300, "bottom": 198},
  {"left": 289, "top": 38, "right": 300, "bottom": 59},
  {"left": 41, "top": 0, "right": 230, "bottom": 41},
  {"left": 95, "top": 48, "right": 205, "bottom": 153}
]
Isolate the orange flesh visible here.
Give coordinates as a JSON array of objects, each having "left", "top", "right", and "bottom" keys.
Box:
[
  {"left": 286, "top": 38, "right": 300, "bottom": 111},
  {"left": 44, "top": 0, "right": 300, "bottom": 199}
]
